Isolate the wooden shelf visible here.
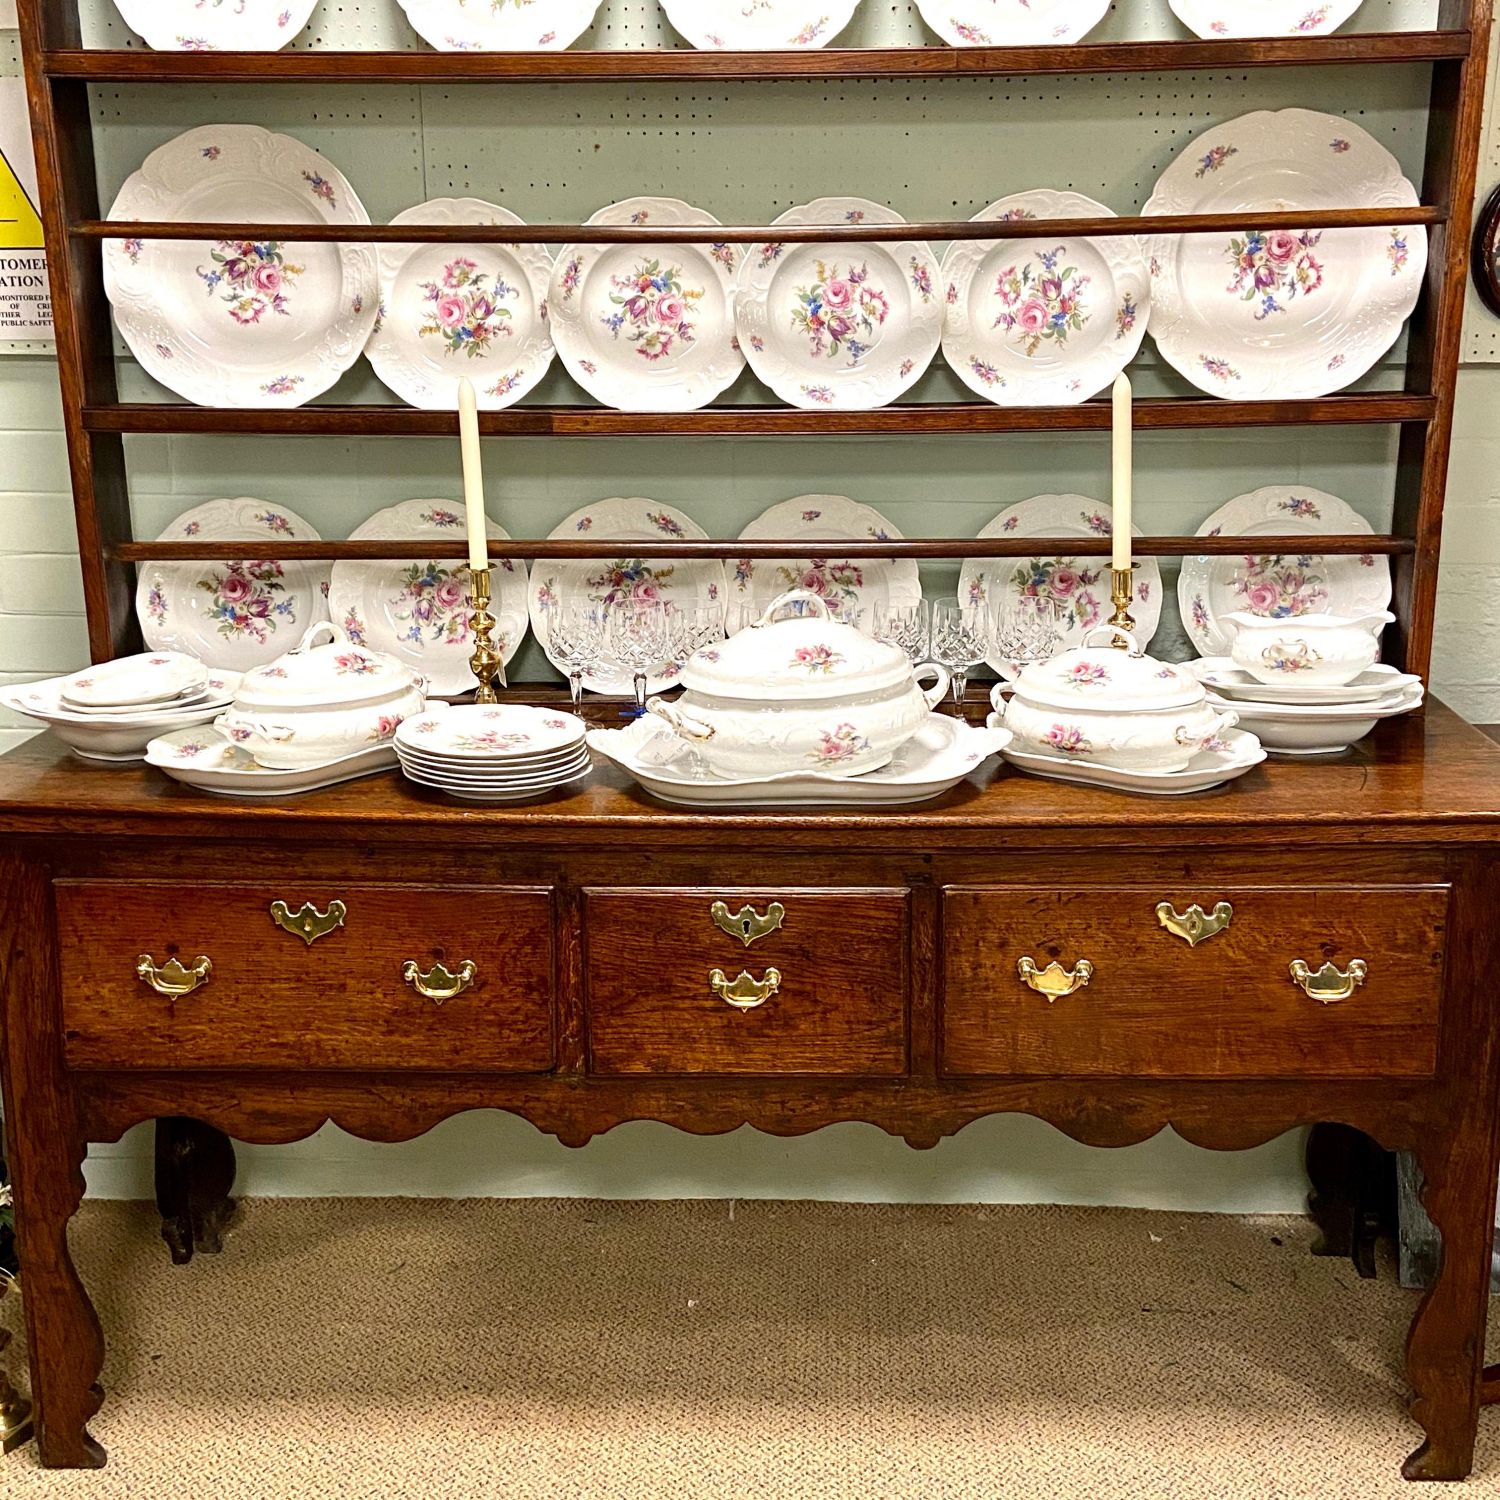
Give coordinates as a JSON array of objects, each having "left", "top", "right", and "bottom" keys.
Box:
[
  {"left": 82, "top": 395, "right": 1438, "bottom": 437},
  {"left": 111, "top": 535, "right": 1413, "bottom": 563},
  {"left": 75, "top": 206, "right": 1445, "bottom": 246},
  {"left": 38, "top": 31, "right": 1472, "bottom": 83}
]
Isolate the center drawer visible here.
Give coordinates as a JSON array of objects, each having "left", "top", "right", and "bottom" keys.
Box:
[
  {"left": 583, "top": 887, "right": 910, "bottom": 1075},
  {"left": 941, "top": 884, "right": 1448, "bottom": 1078},
  {"left": 56, "top": 881, "right": 555, "bottom": 1072}
]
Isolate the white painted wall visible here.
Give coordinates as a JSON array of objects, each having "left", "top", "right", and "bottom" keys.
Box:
[{"left": 3, "top": 0, "right": 1498, "bottom": 1210}]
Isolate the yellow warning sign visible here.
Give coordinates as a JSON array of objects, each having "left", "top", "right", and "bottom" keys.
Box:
[
  {"left": 0, "top": 142, "right": 44, "bottom": 249},
  {"left": 0, "top": 77, "right": 51, "bottom": 338}
]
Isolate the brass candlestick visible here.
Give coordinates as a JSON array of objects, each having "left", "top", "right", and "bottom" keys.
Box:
[
  {"left": 467, "top": 565, "right": 506, "bottom": 704},
  {"left": 1108, "top": 564, "right": 1137, "bottom": 646}
]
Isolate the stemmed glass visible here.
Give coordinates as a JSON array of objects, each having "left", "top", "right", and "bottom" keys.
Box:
[
  {"left": 931, "top": 598, "right": 992, "bottom": 710},
  {"left": 605, "top": 598, "right": 674, "bottom": 713},
  {"left": 992, "top": 591, "right": 1069, "bottom": 675},
  {"left": 547, "top": 598, "right": 607, "bottom": 707},
  {"left": 869, "top": 599, "right": 932, "bottom": 667},
  {"left": 666, "top": 603, "right": 727, "bottom": 777}
]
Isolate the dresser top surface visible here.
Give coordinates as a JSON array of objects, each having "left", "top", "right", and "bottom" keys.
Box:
[{"left": 0, "top": 700, "right": 1496, "bottom": 849}]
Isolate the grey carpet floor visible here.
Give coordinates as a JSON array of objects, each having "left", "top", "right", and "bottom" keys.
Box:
[{"left": 2, "top": 1198, "right": 1499, "bottom": 1499}]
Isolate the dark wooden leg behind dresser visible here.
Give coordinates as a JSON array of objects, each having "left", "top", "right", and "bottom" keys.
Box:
[
  {"left": 0, "top": 856, "right": 105, "bottom": 1467},
  {"left": 155, "top": 1119, "right": 237, "bottom": 1265}
]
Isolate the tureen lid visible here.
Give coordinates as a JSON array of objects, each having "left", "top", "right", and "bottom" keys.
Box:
[
  {"left": 1009, "top": 627, "right": 1204, "bottom": 711},
  {"left": 234, "top": 622, "right": 419, "bottom": 707},
  {"left": 679, "top": 589, "right": 912, "bottom": 701}
]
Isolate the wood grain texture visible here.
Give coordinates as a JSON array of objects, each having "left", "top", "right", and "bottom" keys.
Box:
[
  {"left": 0, "top": 853, "right": 105, "bottom": 1467},
  {"left": 38, "top": 31, "right": 1474, "bottom": 81},
  {"left": 583, "top": 888, "right": 909, "bottom": 1076},
  {"left": 82, "top": 395, "right": 1438, "bottom": 436},
  {"left": 56, "top": 882, "right": 556, "bottom": 1072},
  {"left": 940, "top": 885, "right": 1448, "bottom": 1079}
]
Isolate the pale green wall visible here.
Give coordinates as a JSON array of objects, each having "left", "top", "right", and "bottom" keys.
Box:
[{"left": 2, "top": 0, "right": 1495, "bottom": 1206}]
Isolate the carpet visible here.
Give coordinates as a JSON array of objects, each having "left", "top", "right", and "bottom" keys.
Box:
[{"left": 2, "top": 1198, "right": 1497, "bottom": 1499}]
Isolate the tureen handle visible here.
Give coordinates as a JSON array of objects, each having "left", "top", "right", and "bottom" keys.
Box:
[
  {"left": 913, "top": 663, "right": 952, "bottom": 711},
  {"left": 757, "top": 589, "right": 835, "bottom": 627},
  {"left": 1174, "top": 707, "right": 1240, "bottom": 755},
  {"left": 1080, "top": 624, "right": 1142, "bottom": 656},
  {"left": 294, "top": 620, "right": 342, "bottom": 654},
  {"left": 646, "top": 697, "right": 715, "bottom": 744}
]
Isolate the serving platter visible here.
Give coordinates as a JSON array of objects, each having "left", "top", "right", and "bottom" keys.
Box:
[
  {"left": 589, "top": 713, "right": 1010, "bottom": 808},
  {"left": 366, "top": 199, "right": 554, "bottom": 411},
  {"left": 1143, "top": 109, "right": 1424, "bottom": 401},
  {"left": 395, "top": 0, "right": 605, "bottom": 51},
  {"left": 1177, "top": 486, "right": 1391, "bottom": 659},
  {"left": 146, "top": 726, "right": 399, "bottom": 797},
  {"left": 942, "top": 190, "right": 1149, "bottom": 408},
  {"left": 731, "top": 495, "right": 921, "bottom": 623},
  {"left": 136, "top": 499, "right": 331, "bottom": 672},
  {"left": 103, "top": 125, "right": 378, "bottom": 409},
  {"left": 1208, "top": 683, "right": 1423, "bottom": 755},
  {"left": 528, "top": 498, "right": 727, "bottom": 695},
  {"left": 550, "top": 197, "right": 744, "bottom": 412},
  {"left": 1167, "top": 0, "right": 1366, "bottom": 38},
  {"left": 1187, "top": 658, "right": 1419, "bottom": 705},
  {"left": 959, "top": 494, "right": 1163, "bottom": 669},
  {"left": 912, "top": 0, "right": 1110, "bottom": 45},
  {"left": 328, "top": 499, "right": 528, "bottom": 699},
  {"left": 996, "top": 720, "right": 1267, "bottom": 796},
  {"left": 735, "top": 198, "right": 942, "bottom": 411},
  {"left": 109, "top": 0, "right": 318, "bottom": 50},
  {"left": 659, "top": 0, "right": 863, "bottom": 49}
]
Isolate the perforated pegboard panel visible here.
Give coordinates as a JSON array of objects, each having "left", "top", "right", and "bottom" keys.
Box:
[{"left": 1461, "top": 22, "right": 1500, "bottom": 360}]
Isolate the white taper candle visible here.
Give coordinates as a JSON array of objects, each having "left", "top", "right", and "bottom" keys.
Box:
[
  {"left": 457, "top": 377, "right": 488, "bottom": 572},
  {"left": 1111, "top": 372, "right": 1133, "bottom": 572}
]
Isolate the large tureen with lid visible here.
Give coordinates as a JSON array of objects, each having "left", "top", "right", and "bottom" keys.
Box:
[
  {"left": 647, "top": 590, "right": 950, "bottom": 780},
  {"left": 993, "top": 627, "right": 1238, "bottom": 773},
  {"left": 217, "top": 622, "right": 425, "bottom": 769}
]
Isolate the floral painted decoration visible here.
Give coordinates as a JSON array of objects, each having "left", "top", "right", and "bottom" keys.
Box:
[
  {"left": 602, "top": 259, "right": 704, "bottom": 362},
  {"left": 1233, "top": 553, "right": 1330, "bottom": 619},
  {"left": 790, "top": 261, "right": 890, "bottom": 363},
  {"left": 808, "top": 722, "right": 871, "bottom": 766},
  {"left": 992, "top": 245, "right": 1092, "bottom": 356},
  {"left": 419, "top": 256, "right": 516, "bottom": 358},
  {"left": 197, "top": 240, "right": 304, "bottom": 326},
  {"left": 1225, "top": 228, "right": 1324, "bottom": 320}
]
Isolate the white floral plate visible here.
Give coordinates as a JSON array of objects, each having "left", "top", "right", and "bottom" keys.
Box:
[
  {"left": 1205, "top": 684, "right": 1422, "bottom": 755},
  {"left": 529, "top": 498, "right": 727, "bottom": 695},
  {"left": 366, "top": 199, "right": 554, "bottom": 410},
  {"left": 1143, "top": 109, "right": 1424, "bottom": 400},
  {"left": 731, "top": 495, "right": 920, "bottom": 623},
  {"left": 736, "top": 198, "right": 941, "bottom": 410},
  {"left": 959, "top": 494, "right": 1163, "bottom": 669},
  {"left": 109, "top": 0, "right": 318, "bottom": 49},
  {"left": 550, "top": 198, "right": 743, "bottom": 411},
  {"left": 659, "top": 0, "right": 862, "bottom": 48},
  {"left": 396, "top": 0, "right": 604, "bottom": 50},
  {"left": 104, "top": 125, "right": 378, "bottom": 408},
  {"left": 589, "top": 713, "right": 1011, "bottom": 807},
  {"left": 1177, "top": 486, "right": 1390, "bottom": 658},
  {"left": 147, "top": 725, "right": 398, "bottom": 797},
  {"left": 941, "top": 190, "right": 1149, "bottom": 406},
  {"left": 135, "top": 498, "right": 331, "bottom": 672},
  {"left": 913, "top": 0, "right": 1109, "bottom": 45},
  {"left": 327, "top": 499, "right": 529, "bottom": 700},
  {"left": 996, "top": 719, "right": 1267, "bottom": 796},
  {"left": 1167, "top": 0, "right": 1365, "bottom": 38},
  {"left": 2, "top": 677, "right": 238, "bottom": 762},
  {"left": 1186, "top": 657, "right": 1419, "bottom": 705},
  {"left": 395, "top": 703, "right": 586, "bottom": 761}
]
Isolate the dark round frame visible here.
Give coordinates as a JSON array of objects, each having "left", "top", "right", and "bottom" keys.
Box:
[{"left": 1471, "top": 182, "right": 1500, "bottom": 318}]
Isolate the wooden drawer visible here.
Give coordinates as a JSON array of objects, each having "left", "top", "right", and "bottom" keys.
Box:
[
  {"left": 941, "top": 885, "right": 1447, "bottom": 1078},
  {"left": 583, "top": 887, "right": 909, "bottom": 1075},
  {"left": 56, "top": 881, "right": 555, "bottom": 1072}
]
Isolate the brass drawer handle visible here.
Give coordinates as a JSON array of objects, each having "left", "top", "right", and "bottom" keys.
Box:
[
  {"left": 710, "top": 901, "right": 786, "bottom": 947},
  {"left": 270, "top": 899, "right": 347, "bottom": 946},
  {"left": 136, "top": 954, "right": 212, "bottom": 997},
  {"left": 1290, "top": 958, "right": 1368, "bottom": 1004},
  {"left": 710, "top": 967, "right": 782, "bottom": 1010},
  {"left": 1017, "top": 956, "right": 1093, "bottom": 1003},
  {"left": 1156, "top": 901, "right": 1232, "bottom": 948},
  {"left": 402, "top": 959, "right": 477, "bottom": 1005}
]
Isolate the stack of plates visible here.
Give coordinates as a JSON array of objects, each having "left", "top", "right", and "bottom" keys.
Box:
[
  {"left": 3, "top": 653, "right": 240, "bottom": 762},
  {"left": 395, "top": 705, "right": 591, "bottom": 803},
  {"left": 1188, "top": 658, "right": 1425, "bottom": 755}
]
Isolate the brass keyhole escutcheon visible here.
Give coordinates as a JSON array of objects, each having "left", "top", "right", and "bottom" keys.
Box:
[
  {"left": 710, "top": 901, "right": 786, "bottom": 948},
  {"left": 270, "top": 899, "right": 348, "bottom": 946},
  {"left": 1156, "top": 901, "right": 1233, "bottom": 948}
]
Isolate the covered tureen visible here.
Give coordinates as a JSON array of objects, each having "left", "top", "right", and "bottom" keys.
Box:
[
  {"left": 993, "top": 627, "right": 1238, "bottom": 772},
  {"left": 217, "top": 621, "right": 425, "bottom": 769},
  {"left": 647, "top": 590, "right": 950, "bottom": 779}
]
